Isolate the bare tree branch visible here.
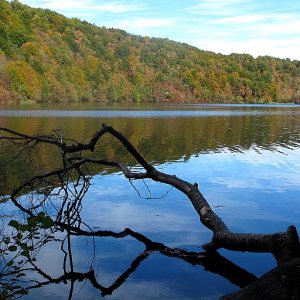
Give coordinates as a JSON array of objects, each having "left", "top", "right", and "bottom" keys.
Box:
[
  {"left": 1, "top": 124, "right": 300, "bottom": 299},
  {"left": 4, "top": 124, "right": 300, "bottom": 265}
]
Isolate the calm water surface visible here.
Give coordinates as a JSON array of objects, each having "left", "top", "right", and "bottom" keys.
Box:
[{"left": 0, "top": 103, "right": 300, "bottom": 299}]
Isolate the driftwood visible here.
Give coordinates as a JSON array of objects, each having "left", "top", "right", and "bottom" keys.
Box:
[{"left": 1, "top": 124, "right": 300, "bottom": 298}]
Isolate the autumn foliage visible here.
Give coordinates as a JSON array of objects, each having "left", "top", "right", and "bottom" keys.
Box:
[{"left": 0, "top": 0, "right": 299, "bottom": 104}]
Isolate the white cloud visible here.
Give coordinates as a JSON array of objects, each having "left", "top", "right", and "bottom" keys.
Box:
[
  {"left": 207, "top": 13, "right": 300, "bottom": 35},
  {"left": 179, "top": 10, "right": 300, "bottom": 60},
  {"left": 191, "top": 0, "right": 251, "bottom": 9},
  {"left": 187, "top": 0, "right": 253, "bottom": 16},
  {"left": 207, "top": 14, "right": 270, "bottom": 25},
  {"left": 262, "top": 20, "right": 300, "bottom": 35},
  {"left": 192, "top": 37, "right": 300, "bottom": 60},
  {"left": 90, "top": 2, "right": 146, "bottom": 14},
  {"left": 115, "top": 17, "right": 174, "bottom": 30}
]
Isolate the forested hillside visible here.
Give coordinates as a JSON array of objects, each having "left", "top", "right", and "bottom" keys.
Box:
[{"left": 0, "top": 0, "right": 299, "bottom": 104}]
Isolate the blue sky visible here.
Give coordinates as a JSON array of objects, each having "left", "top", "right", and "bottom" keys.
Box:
[{"left": 19, "top": 0, "right": 300, "bottom": 60}]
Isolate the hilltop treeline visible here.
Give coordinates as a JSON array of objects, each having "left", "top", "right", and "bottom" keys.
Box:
[{"left": 0, "top": 0, "right": 299, "bottom": 104}]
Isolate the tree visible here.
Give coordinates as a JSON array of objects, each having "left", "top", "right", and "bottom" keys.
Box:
[
  {"left": 5, "top": 60, "right": 41, "bottom": 101},
  {"left": 0, "top": 125, "right": 300, "bottom": 299},
  {"left": 1, "top": 0, "right": 300, "bottom": 104}
]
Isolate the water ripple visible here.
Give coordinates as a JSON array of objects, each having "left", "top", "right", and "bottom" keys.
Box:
[{"left": 0, "top": 109, "right": 299, "bottom": 118}]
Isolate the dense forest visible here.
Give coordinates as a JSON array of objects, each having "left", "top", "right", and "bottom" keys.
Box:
[{"left": 0, "top": 0, "right": 300, "bottom": 104}]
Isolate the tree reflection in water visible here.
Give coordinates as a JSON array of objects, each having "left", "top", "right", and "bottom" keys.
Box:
[
  {"left": 0, "top": 216, "right": 257, "bottom": 299},
  {"left": 0, "top": 125, "right": 299, "bottom": 299}
]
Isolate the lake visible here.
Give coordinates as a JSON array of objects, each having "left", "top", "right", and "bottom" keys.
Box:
[{"left": 0, "top": 103, "right": 300, "bottom": 299}]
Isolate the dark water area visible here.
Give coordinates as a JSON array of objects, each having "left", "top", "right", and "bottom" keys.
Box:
[{"left": 0, "top": 104, "right": 300, "bottom": 299}]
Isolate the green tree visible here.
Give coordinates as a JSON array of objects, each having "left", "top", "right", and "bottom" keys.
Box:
[{"left": 5, "top": 61, "right": 41, "bottom": 101}]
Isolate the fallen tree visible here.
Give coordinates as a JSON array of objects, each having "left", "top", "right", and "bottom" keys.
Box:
[{"left": 0, "top": 124, "right": 300, "bottom": 299}]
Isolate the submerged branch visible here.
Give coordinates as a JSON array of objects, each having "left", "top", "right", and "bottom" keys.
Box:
[
  {"left": 1, "top": 124, "right": 300, "bottom": 299},
  {"left": 5, "top": 124, "right": 300, "bottom": 264},
  {"left": 97, "top": 125, "right": 300, "bottom": 264}
]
